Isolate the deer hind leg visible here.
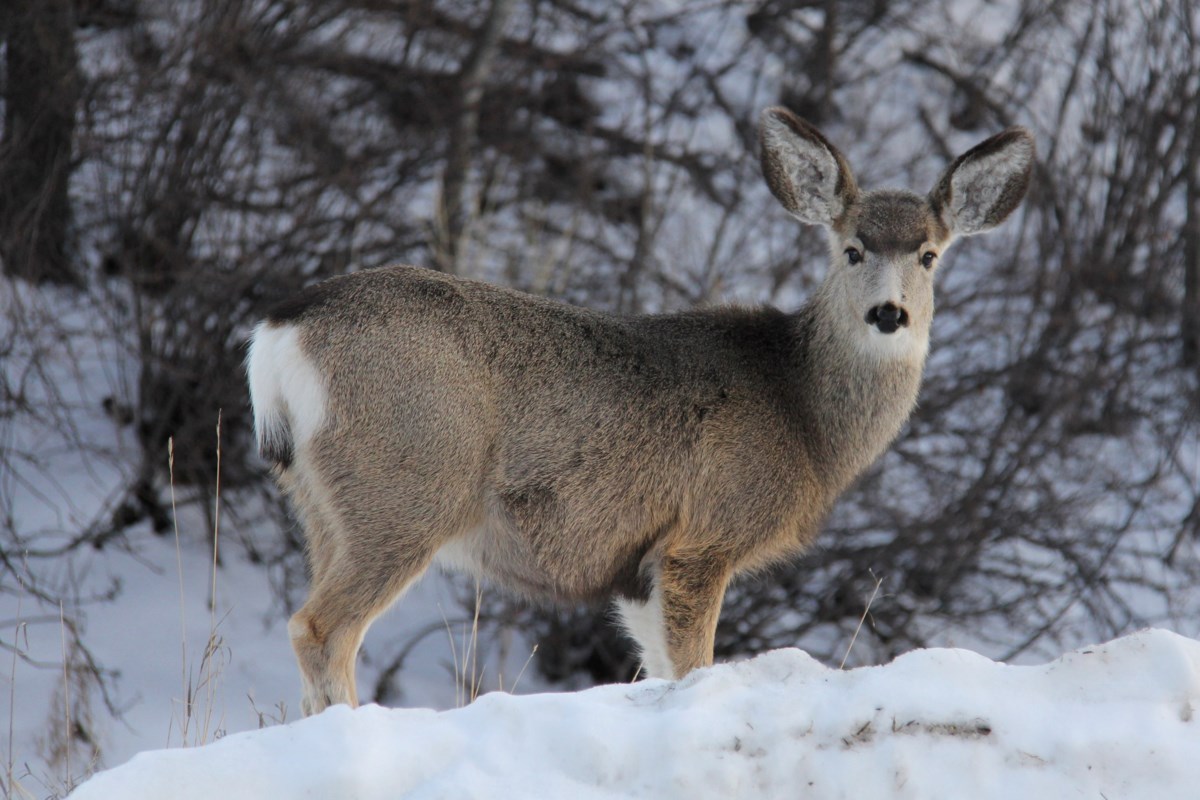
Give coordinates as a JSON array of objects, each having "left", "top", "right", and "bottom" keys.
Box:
[
  {"left": 289, "top": 535, "right": 435, "bottom": 716},
  {"left": 285, "top": 466, "right": 450, "bottom": 716}
]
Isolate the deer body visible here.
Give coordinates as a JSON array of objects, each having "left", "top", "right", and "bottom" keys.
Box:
[{"left": 247, "top": 109, "right": 1034, "bottom": 714}]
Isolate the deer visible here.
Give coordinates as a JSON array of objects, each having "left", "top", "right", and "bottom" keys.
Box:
[{"left": 246, "top": 107, "right": 1034, "bottom": 715}]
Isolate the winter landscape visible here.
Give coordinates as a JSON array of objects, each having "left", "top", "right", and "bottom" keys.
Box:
[
  {"left": 63, "top": 630, "right": 1200, "bottom": 799},
  {"left": 3, "top": 0, "right": 1199, "bottom": 798}
]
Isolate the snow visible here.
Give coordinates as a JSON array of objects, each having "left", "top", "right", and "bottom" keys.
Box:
[
  {"left": 67, "top": 629, "right": 1200, "bottom": 799},
  {"left": 3, "top": 522, "right": 542, "bottom": 780}
]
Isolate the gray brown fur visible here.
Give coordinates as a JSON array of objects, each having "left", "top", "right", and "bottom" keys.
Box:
[{"left": 247, "top": 107, "right": 1035, "bottom": 715}]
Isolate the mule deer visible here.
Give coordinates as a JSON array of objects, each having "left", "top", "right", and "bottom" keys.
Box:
[{"left": 247, "top": 108, "right": 1034, "bottom": 715}]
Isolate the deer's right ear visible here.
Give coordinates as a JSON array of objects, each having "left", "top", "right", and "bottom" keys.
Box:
[{"left": 760, "top": 107, "right": 858, "bottom": 227}]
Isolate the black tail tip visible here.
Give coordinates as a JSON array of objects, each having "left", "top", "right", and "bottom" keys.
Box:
[{"left": 258, "top": 414, "right": 294, "bottom": 469}]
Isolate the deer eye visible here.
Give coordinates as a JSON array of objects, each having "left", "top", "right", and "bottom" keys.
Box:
[
  {"left": 845, "top": 247, "right": 863, "bottom": 265},
  {"left": 921, "top": 251, "right": 937, "bottom": 269}
]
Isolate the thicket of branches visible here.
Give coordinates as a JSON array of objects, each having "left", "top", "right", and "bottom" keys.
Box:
[{"left": 2, "top": 0, "right": 1198, "bottom": 715}]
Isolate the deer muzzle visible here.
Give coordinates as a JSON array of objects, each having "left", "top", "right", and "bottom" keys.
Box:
[{"left": 865, "top": 302, "right": 909, "bottom": 334}]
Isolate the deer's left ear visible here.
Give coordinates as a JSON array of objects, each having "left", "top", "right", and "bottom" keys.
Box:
[{"left": 929, "top": 127, "right": 1035, "bottom": 237}]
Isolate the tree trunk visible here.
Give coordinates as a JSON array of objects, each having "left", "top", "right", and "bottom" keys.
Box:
[
  {"left": 0, "top": 0, "right": 81, "bottom": 286},
  {"left": 1184, "top": 105, "right": 1200, "bottom": 369},
  {"left": 433, "top": 0, "right": 515, "bottom": 275}
]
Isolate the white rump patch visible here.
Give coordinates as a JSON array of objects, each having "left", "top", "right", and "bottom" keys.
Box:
[
  {"left": 614, "top": 581, "right": 674, "bottom": 680},
  {"left": 246, "top": 322, "right": 329, "bottom": 454}
]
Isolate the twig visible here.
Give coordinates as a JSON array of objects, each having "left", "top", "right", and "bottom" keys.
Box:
[
  {"left": 840, "top": 571, "right": 883, "bottom": 670},
  {"left": 204, "top": 411, "right": 223, "bottom": 742},
  {"left": 59, "top": 600, "right": 70, "bottom": 791},
  {"left": 507, "top": 644, "right": 539, "bottom": 696},
  {"left": 5, "top": 577, "right": 23, "bottom": 797}
]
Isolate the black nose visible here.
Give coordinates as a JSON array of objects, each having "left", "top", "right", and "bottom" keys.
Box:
[{"left": 865, "top": 302, "right": 909, "bottom": 334}]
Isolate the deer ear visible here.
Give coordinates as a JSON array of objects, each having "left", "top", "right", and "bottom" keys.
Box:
[
  {"left": 929, "top": 127, "right": 1035, "bottom": 237},
  {"left": 760, "top": 107, "right": 859, "bottom": 227}
]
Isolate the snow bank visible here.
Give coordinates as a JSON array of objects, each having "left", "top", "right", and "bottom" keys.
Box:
[{"left": 69, "top": 629, "right": 1200, "bottom": 799}]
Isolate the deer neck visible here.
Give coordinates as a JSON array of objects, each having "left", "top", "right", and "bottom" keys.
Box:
[{"left": 792, "top": 287, "right": 927, "bottom": 494}]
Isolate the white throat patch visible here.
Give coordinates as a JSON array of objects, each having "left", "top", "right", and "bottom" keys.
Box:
[{"left": 855, "top": 321, "right": 929, "bottom": 364}]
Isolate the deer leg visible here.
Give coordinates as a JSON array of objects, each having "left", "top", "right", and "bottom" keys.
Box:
[
  {"left": 655, "top": 552, "right": 731, "bottom": 679},
  {"left": 614, "top": 572, "right": 673, "bottom": 679},
  {"left": 289, "top": 542, "right": 435, "bottom": 716}
]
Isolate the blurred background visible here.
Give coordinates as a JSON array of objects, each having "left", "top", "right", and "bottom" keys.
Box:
[{"left": 2, "top": 0, "right": 1198, "bottom": 788}]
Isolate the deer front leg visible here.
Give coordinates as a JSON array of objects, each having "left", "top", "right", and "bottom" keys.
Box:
[{"left": 657, "top": 552, "right": 731, "bottom": 679}]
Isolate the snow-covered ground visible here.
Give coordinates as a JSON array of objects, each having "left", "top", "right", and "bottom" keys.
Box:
[
  {"left": 3, "top": 516, "right": 544, "bottom": 794},
  {"left": 66, "top": 629, "right": 1200, "bottom": 799}
]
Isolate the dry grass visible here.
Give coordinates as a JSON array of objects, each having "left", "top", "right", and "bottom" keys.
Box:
[
  {"left": 840, "top": 570, "right": 885, "bottom": 670},
  {"left": 443, "top": 582, "right": 540, "bottom": 707},
  {"left": 167, "top": 415, "right": 230, "bottom": 749},
  {"left": 4, "top": 579, "right": 29, "bottom": 800},
  {"left": 446, "top": 583, "right": 485, "bottom": 708},
  {"left": 2, "top": 578, "right": 100, "bottom": 799}
]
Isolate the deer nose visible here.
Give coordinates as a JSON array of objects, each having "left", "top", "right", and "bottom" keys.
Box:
[{"left": 865, "top": 302, "right": 909, "bottom": 334}]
